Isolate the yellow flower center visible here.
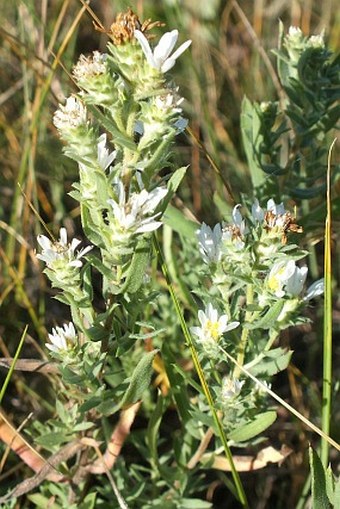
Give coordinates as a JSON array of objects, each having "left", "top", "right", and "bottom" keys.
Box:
[{"left": 205, "top": 320, "right": 220, "bottom": 341}]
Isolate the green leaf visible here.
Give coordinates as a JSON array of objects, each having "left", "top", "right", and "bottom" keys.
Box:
[
  {"left": 82, "top": 264, "right": 93, "bottom": 302},
  {"left": 78, "top": 493, "right": 97, "bottom": 509},
  {"left": 167, "top": 166, "right": 188, "bottom": 194},
  {"left": 248, "top": 348, "right": 293, "bottom": 376},
  {"left": 163, "top": 204, "right": 198, "bottom": 237},
  {"left": 325, "top": 466, "right": 335, "bottom": 506},
  {"left": 247, "top": 300, "right": 285, "bottom": 330},
  {"left": 309, "top": 445, "right": 331, "bottom": 509},
  {"left": 162, "top": 343, "right": 192, "bottom": 423},
  {"left": 120, "top": 349, "right": 159, "bottom": 409},
  {"left": 240, "top": 96, "right": 266, "bottom": 188},
  {"left": 229, "top": 411, "right": 277, "bottom": 442},
  {"left": 87, "top": 105, "right": 136, "bottom": 151},
  {"left": 180, "top": 499, "right": 212, "bottom": 508},
  {"left": 146, "top": 391, "right": 164, "bottom": 464},
  {"left": 73, "top": 421, "right": 95, "bottom": 432},
  {"left": 27, "top": 494, "right": 60, "bottom": 509},
  {"left": 121, "top": 238, "right": 150, "bottom": 294},
  {"left": 334, "top": 474, "right": 340, "bottom": 508},
  {"left": 35, "top": 432, "right": 68, "bottom": 448}
]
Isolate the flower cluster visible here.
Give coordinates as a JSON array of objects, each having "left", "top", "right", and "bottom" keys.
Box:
[
  {"left": 197, "top": 198, "right": 323, "bottom": 329},
  {"left": 40, "top": 10, "right": 192, "bottom": 352}
]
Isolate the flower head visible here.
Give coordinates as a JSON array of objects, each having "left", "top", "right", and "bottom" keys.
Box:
[
  {"left": 267, "top": 259, "right": 296, "bottom": 297},
  {"left": 190, "top": 303, "right": 239, "bottom": 344},
  {"left": 285, "top": 265, "right": 308, "bottom": 296},
  {"left": 221, "top": 377, "right": 245, "bottom": 401},
  {"left": 97, "top": 133, "right": 117, "bottom": 171},
  {"left": 197, "top": 223, "right": 222, "bottom": 264},
  {"left": 73, "top": 51, "right": 107, "bottom": 82},
  {"left": 222, "top": 204, "right": 247, "bottom": 250},
  {"left": 37, "top": 228, "right": 92, "bottom": 269},
  {"left": 304, "top": 278, "right": 324, "bottom": 301},
  {"left": 53, "top": 96, "right": 87, "bottom": 131},
  {"left": 134, "top": 29, "right": 192, "bottom": 73},
  {"left": 107, "top": 184, "right": 168, "bottom": 236},
  {"left": 46, "top": 322, "right": 77, "bottom": 354}
]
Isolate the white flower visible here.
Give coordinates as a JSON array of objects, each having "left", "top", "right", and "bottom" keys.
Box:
[
  {"left": 304, "top": 278, "right": 324, "bottom": 301},
  {"left": 154, "top": 92, "right": 184, "bottom": 113},
  {"left": 221, "top": 205, "right": 246, "bottom": 251},
  {"left": 252, "top": 198, "right": 286, "bottom": 224},
  {"left": 108, "top": 185, "right": 168, "bottom": 235},
  {"left": 73, "top": 51, "right": 107, "bottom": 81},
  {"left": 267, "top": 259, "right": 296, "bottom": 297},
  {"left": 190, "top": 303, "right": 239, "bottom": 344},
  {"left": 53, "top": 96, "right": 87, "bottom": 130},
  {"left": 37, "top": 228, "right": 92, "bottom": 268},
  {"left": 285, "top": 265, "right": 308, "bottom": 296},
  {"left": 252, "top": 199, "right": 265, "bottom": 222},
  {"left": 197, "top": 223, "right": 222, "bottom": 264},
  {"left": 97, "top": 133, "right": 117, "bottom": 170},
  {"left": 307, "top": 32, "right": 325, "bottom": 48},
  {"left": 267, "top": 198, "right": 286, "bottom": 216},
  {"left": 134, "top": 29, "right": 192, "bottom": 73},
  {"left": 288, "top": 26, "right": 303, "bottom": 39},
  {"left": 46, "top": 322, "right": 77, "bottom": 353},
  {"left": 221, "top": 377, "right": 245, "bottom": 401}
]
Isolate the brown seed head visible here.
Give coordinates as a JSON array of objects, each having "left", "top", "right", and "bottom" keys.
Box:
[{"left": 94, "top": 8, "right": 164, "bottom": 45}]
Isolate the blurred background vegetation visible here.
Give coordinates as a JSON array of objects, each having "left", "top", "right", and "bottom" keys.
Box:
[{"left": 0, "top": 0, "right": 339, "bottom": 507}]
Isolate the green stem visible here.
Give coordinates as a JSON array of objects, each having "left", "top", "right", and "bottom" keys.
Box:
[
  {"left": 153, "top": 235, "right": 249, "bottom": 508},
  {"left": 320, "top": 140, "right": 335, "bottom": 467},
  {"left": 233, "top": 284, "right": 254, "bottom": 378}
]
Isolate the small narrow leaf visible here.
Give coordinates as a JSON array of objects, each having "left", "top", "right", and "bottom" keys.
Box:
[
  {"left": 309, "top": 445, "right": 331, "bottom": 509},
  {"left": 120, "top": 350, "right": 158, "bottom": 409},
  {"left": 122, "top": 238, "right": 150, "bottom": 293},
  {"left": 247, "top": 300, "right": 285, "bottom": 330},
  {"left": 229, "top": 411, "right": 277, "bottom": 442}
]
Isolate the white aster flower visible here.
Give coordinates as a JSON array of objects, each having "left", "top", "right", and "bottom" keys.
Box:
[
  {"left": 73, "top": 51, "right": 107, "bottom": 81},
  {"left": 190, "top": 303, "right": 239, "bottom": 344},
  {"left": 108, "top": 184, "right": 168, "bottom": 235},
  {"left": 304, "top": 278, "right": 324, "bottom": 301},
  {"left": 307, "top": 32, "right": 325, "bottom": 48},
  {"left": 267, "top": 198, "right": 286, "bottom": 216},
  {"left": 288, "top": 26, "right": 303, "bottom": 39},
  {"left": 221, "top": 205, "right": 246, "bottom": 250},
  {"left": 37, "top": 227, "right": 92, "bottom": 268},
  {"left": 134, "top": 29, "right": 192, "bottom": 73},
  {"left": 285, "top": 265, "right": 308, "bottom": 296},
  {"left": 97, "top": 133, "right": 117, "bottom": 171},
  {"left": 221, "top": 377, "right": 245, "bottom": 401},
  {"left": 197, "top": 223, "right": 222, "bottom": 264},
  {"left": 267, "top": 259, "right": 296, "bottom": 297},
  {"left": 46, "top": 322, "right": 77, "bottom": 353},
  {"left": 53, "top": 96, "right": 87, "bottom": 131},
  {"left": 252, "top": 199, "right": 265, "bottom": 223}
]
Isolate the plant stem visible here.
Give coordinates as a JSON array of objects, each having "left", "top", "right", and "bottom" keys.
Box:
[
  {"left": 320, "top": 140, "right": 336, "bottom": 467},
  {"left": 154, "top": 235, "right": 249, "bottom": 508},
  {"left": 233, "top": 283, "right": 254, "bottom": 378}
]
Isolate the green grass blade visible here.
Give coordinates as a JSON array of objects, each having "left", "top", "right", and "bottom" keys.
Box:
[
  {"left": 0, "top": 325, "right": 28, "bottom": 405},
  {"left": 321, "top": 139, "right": 337, "bottom": 467},
  {"left": 153, "top": 235, "right": 249, "bottom": 508}
]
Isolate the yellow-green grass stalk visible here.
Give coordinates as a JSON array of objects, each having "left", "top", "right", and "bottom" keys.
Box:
[
  {"left": 153, "top": 235, "right": 249, "bottom": 508},
  {"left": 5, "top": 0, "right": 87, "bottom": 265},
  {"left": 321, "top": 139, "right": 336, "bottom": 467},
  {"left": 0, "top": 325, "right": 28, "bottom": 405}
]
